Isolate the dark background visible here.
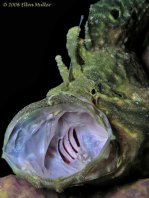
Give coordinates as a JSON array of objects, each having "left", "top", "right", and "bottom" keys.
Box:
[{"left": 0, "top": 0, "right": 98, "bottom": 177}]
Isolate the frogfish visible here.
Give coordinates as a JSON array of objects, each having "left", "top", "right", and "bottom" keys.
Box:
[{"left": 2, "top": 0, "right": 149, "bottom": 192}]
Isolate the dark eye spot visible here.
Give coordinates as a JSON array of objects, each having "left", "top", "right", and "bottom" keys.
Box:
[
  {"left": 110, "top": 9, "right": 120, "bottom": 20},
  {"left": 91, "top": 89, "right": 96, "bottom": 95}
]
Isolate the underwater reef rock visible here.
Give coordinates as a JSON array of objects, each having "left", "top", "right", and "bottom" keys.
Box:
[
  {"left": 61, "top": 179, "right": 149, "bottom": 198},
  {"left": 0, "top": 175, "right": 148, "bottom": 198},
  {"left": 0, "top": 175, "right": 60, "bottom": 198},
  {"left": 104, "top": 179, "right": 149, "bottom": 198},
  {"left": 0, "top": 175, "right": 45, "bottom": 198}
]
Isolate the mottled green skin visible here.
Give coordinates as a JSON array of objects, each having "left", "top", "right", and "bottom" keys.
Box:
[
  {"left": 2, "top": 0, "right": 149, "bottom": 193},
  {"left": 47, "top": 0, "right": 149, "bottom": 187}
]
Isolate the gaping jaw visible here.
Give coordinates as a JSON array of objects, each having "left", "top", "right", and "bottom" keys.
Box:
[{"left": 2, "top": 102, "right": 113, "bottom": 181}]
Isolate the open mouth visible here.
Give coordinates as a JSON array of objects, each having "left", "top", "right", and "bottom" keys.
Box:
[{"left": 3, "top": 103, "right": 112, "bottom": 179}]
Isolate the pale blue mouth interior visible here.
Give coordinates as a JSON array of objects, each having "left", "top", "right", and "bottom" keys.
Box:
[{"left": 3, "top": 105, "right": 111, "bottom": 179}]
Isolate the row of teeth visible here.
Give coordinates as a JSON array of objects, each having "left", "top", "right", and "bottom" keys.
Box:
[{"left": 58, "top": 128, "right": 80, "bottom": 164}]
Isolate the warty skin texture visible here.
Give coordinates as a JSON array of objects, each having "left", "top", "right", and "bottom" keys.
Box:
[{"left": 2, "top": 0, "right": 149, "bottom": 192}]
